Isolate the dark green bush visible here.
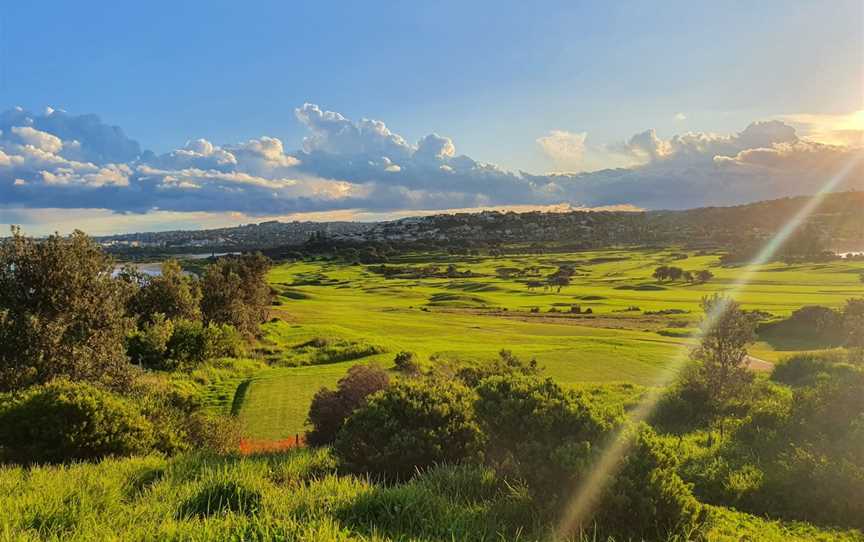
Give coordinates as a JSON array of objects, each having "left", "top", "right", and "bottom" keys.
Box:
[
  {"left": 770, "top": 351, "right": 848, "bottom": 387},
  {"left": 473, "top": 374, "right": 616, "bottom": 499},
  {"left": 0, "top": 380, "right": 155, "bottom": 464},
  {"left": 306, "top": 364, "right": 390, "bottom": 447},
  {"left": 393, "top": 351, "right": 420, "bottom": 374},
  {"left": 176, "top": 480, "right": 262, "bottom": 518},
  {"left": 333, "top": 379, "right": 483, "bottom": 480},
  {"left": 759, "top": 305, "right": 845, "bottom": 347},
  {"left": 473, "top": 374, "right": 703, "bottom": 537}
]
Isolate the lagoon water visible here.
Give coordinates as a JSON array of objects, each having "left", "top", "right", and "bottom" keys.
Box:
[{"left": 113, "top": 252, "right": 239, "bottom": 277}]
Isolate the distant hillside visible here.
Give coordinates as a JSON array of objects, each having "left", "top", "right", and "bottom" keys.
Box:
[
  {"left": 324, "top": 191, "right": 864, "bottom": 251},
  {"left": 98, "top": 191, "right": 864, "bottom": 256}
]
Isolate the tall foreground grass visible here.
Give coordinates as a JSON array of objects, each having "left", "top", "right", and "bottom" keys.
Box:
[{"left": 0, "top": 449, "right": 861, "bottom": 542}]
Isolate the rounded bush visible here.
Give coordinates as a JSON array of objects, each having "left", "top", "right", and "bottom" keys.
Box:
[
  {"left": 333, "top": 379, "right": 483, "bottom": 480},
  {"left": 771, "top": 351, "right": 847, "bottom": 387},
  {"left": 306, "top": 364, "right": 390, "bottom": 447},
  {"left": 0, "top": 380, "right": 155, "bottom": 464},
  {"left": 473, "top": 374, "right": 615, "bottom": 497}
]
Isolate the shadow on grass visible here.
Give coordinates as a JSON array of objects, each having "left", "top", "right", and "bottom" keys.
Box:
[{"left": 230, "top": 379, "right": 252, "bottom": 416}]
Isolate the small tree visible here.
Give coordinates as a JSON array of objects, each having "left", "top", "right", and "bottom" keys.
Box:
[
  {"left": 127, "top": 313, "right": 175, "bottom": 369},
  {"left": 695, "top": 269, "right": 714, "bottom": 284},
  {"left": 549, "top": 274, "right": 571, "bottom": 292},
  {"left": 200, "top": 253, "right": 271, "bottom": 335},
  {"left": 690, "top": 294, "right": 756, "bottom": 434}
]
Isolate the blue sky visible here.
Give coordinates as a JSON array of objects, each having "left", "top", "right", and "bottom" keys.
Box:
[{"left": 0, "top": 1, "right": 862, "bottom": 234}]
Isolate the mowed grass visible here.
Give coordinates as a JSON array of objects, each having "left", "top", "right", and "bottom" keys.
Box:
[
  {"left": 236, "top": 363, "right": 356, "bottom": 441},
  {"left": 232, "top": 249, "right": 864, "bottom": 439}
]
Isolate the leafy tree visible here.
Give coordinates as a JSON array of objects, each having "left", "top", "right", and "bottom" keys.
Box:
[
  {"left": 653, "top": 266, "right": 670, "bottom": 281},
  {"left": 125, "top": 260, "right": 201, "bottom": 324},
  {"left": 695, "top": 295, "right": 756, "bottom": 401},
  {"left": 333, "top": 378, "right": 483, "bottom": 480},
  {"left": 0, "top": 228, "right": 133, "bottom": 392},
  {"left": 683, "top": 295, "right": 757, "bottom": 433},
  {"left": 695, "top": 269, "right": 714, "bottom": 283},
  {"left": 128, "top": 317, "right": 241, "bottom": 371},
  {"left": 548, "top": 274, "right": 571, "bottom": 292},
  {"left": 200, "top": 253, "right": 271, "bottom": 335},
  {"left": 306, "top": 364, "right": 390, "bottom": 447}
]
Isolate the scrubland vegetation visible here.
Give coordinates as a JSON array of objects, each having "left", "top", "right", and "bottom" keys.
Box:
[{"left": 1, "top": 224, "right": 863, "bottom": 541}]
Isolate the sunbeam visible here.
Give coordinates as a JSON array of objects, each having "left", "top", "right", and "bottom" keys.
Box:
[{"left": 555, "top": 151, "right": 864, "bottom": 538}]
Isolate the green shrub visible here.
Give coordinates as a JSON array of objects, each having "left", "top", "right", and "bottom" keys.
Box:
[
  {"left": 393, "top": 351, "right": 420, "bottom": 374},
  {"left": 128, "top": 317, "right": 242, "bottom": 371},
  {"left": 201, "top": 322, "right": 244, "bottom": 360},
  {"left": 456, "top": 349, "right": 539, "bottom": 388},
  {"left": 596, "top": 426, "right": 705, "bottom": 540},
  {"left": 176, "top": 480, "right": 262, "bottom": 518},
  {"left": 127, "top": 314, "right": 175, "bottom": 370},
  {"left": 0, "top": 380, "right": 155, "bottom": 464},
  {"left": 185, "top": 411, "right": 243, "bottom": 454},
  {"left": 306, "top": 364, "right": 390, "bottom": 447},
  {"left": 771, "top": 351, "right": 848, "bottom": 387},
  {"left": 695, "top": 366, "right": 864, "bottom": 530},
  {"left": 334, "top": 379, "right": 483, "bottom": 480},
  {"left": 473, "top": 374, "right": 615, "bottom": 499}
]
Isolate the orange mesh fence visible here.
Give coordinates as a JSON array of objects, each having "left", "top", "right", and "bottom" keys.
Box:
[{"left": 238, "top": 434, "right": 305, "bottom": 455}]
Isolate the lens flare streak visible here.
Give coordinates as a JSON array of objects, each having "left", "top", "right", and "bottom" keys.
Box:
[{"left": 555, "top": 152, "right": 863, "bottom": 537}]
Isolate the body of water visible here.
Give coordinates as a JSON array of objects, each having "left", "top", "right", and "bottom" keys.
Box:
[{"left": 113, "top": 252, "right": 239, "bottom": 276}]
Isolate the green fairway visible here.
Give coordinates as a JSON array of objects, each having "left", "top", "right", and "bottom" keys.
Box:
[
  {"left": 236, "top": 364, "right": 353, "bottom": 440},
  {"left": 232, "top": 248, "right": 864, "bottom": 439}
]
